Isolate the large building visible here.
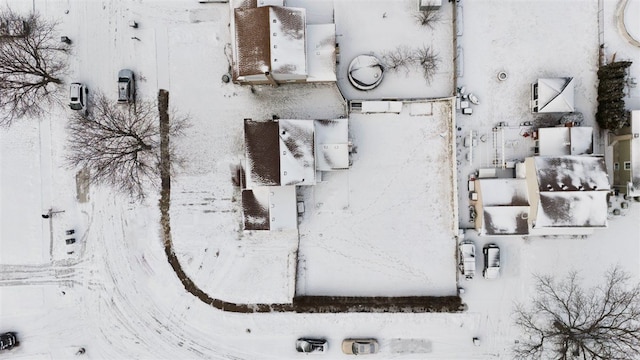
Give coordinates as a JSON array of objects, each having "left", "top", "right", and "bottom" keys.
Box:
[
  {"left": 610, "top": 110, "right": 640, "bottom": 197},
  {"left": 232, "top": 1, "right": 337, "bottom": 85},
  {"left": 242, "top": 118, "right": 349, "bottom": 231}
]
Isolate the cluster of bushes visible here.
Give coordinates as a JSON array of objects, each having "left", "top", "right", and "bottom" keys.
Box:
[{"left": 596, "top": 61, "right": 632, "bottom": 131}]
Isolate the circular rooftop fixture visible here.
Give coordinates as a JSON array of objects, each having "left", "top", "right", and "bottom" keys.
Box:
[
  {"left": 348, "top": 55, "right": 384, "bottom": 90},
  {"left": 497, "top": 71, "right": 508, "bottom": 81}
]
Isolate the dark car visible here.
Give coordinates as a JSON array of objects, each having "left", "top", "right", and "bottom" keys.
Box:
[
  {"left": 483, "top": 244, "right": 500, "bottom": 279},
  {"left": 0, "top": 332, "right": 18, "bottom": 351},
  {"left": 296, "top": 338, "right": 327, "bottom": 353}
]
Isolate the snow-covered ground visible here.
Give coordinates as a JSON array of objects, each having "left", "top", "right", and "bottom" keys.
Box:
[
  {"left": 297, "top": 99, "right": 458, "bottom": 297},
  {"left": 1, "top": 0, "right": 640, "bottom": 359}
]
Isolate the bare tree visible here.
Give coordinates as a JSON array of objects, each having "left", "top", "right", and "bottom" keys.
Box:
[
  {"left": 513, "top": 267, "right": 640, "bottom": 360},
  {"left": 380, "top": 45, "right": 440, "bottom": 84},
  {"left": 66, "top": 92, "right": 189, "bottom": 200},
  {"left": 413, "top": 45, "right": 439, "bottom": 84},
  {"left": 415, "top": 7, "right": 441, "bottom": 29},
  {"left": 0, "top": 8, "right": 69, "bottom": 127},
  {"left": 381, "top": 45, "right": 414, "bottom": 74}
]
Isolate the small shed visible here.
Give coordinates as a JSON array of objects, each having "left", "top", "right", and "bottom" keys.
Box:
[{"left": 531, "top": 77, "right": 575, "bottom": 113}]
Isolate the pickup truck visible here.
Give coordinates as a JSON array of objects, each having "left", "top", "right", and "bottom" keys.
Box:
[{"left": 459, "top": 241, "right": 476, "bottom": 280}]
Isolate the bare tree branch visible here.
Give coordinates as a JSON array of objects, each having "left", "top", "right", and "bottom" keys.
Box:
[
  {"left": 0, "top": 7, "right": 69, "bottom": 127},
  {"left": 513, "top": 266, "right": 640, "bottom": 360},
  {"left": 414, "top": 7, "right": 441, "bottom": 29},
  {"left": 380, "top": 45, "right": 440, "bottom": 84},
  {"left": 65, "top": 91, "right": 190, "bottom": 200}
]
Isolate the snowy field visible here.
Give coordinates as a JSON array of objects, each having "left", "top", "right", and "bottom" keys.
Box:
[
  {"left": 0, "top": 0, "right": 639, "bottom": 359},
  {"left": 334, "top": 0, "right": 454, "bottom": 100},
  {"left": 297, "top": 99, "right": 458, "bottom": 297}
]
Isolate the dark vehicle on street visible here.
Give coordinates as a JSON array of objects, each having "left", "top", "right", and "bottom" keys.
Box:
[
  {"left": 117, "top": 69, "right": 135, "bottom": 103},
  {"left": 0, "top": 332, "right": 18, "bottom": 351},
  {"left": 296, "top": 338, "right": 327, "bottom": 353}
]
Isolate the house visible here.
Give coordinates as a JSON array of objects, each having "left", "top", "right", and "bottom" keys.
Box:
[
  {"left": 232, "top": 1, "right": 337, "bottom": 85},
  {"left": 524, "top": 156, "right": 610, "bottom": 236},
  {"left": 610, "top": 110, "right": 640, "bottom": 197},
  {"left": 535, "top": 126, "right": 593, "bottom": 156},
  {"left": 242, "top": 118, "right": 349, "bottom": 231},
  {"left": 473, "top": 178, "right": 530, "bottom": 236},
  {"left": 530, "top": 77, "right": 575, "bottom": 113}
]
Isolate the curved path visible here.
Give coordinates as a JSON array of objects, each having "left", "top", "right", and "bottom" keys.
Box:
[{"left": 616, "top": 0, "right": 640, "bottom": 48}]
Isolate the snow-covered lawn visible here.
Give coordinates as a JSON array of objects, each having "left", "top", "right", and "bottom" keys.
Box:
[
  {"left": 335, "top": 0, "right": 454, "bottom": 100},
  {"left": 297, "top": 99, "right": 458, "bottom": 297}
]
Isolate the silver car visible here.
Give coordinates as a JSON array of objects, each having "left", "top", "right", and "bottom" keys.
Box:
[
  {"left": 69, "top": 83, "right": 87, "bottom": 113},
  {"left": 459, "top": 241, "right": 476, "bottom": 280},
  {"left": 342, "top": 338, "right": 378, "bottom": 355},
  {"left": 117, "top": 69, "right": 135, "bottom": 103}
]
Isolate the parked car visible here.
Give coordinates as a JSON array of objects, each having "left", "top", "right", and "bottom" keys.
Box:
[
  {"left": 69, "top": 83, "right": 88, "bottom": 113},
  {"left": 341, "top": 339, "right": 378, "bottom": 355},
  {"left": 0, "top": 332, "right": 17, "bottom": 351},
  {"left": 483, "top": 244, "right": 500, "bottom": 279},
  {"left": 117, "top": 69, "right": 135, "bottom": 103},
  {"left": 459, "top": 241, "right": 476, "bottom": 280},
  {"left": 296, "top": 338, "right": 327, "bottom": 353}
]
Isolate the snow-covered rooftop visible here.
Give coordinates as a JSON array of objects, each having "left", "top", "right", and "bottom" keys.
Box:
[
  {"left": 536, "top": 191, "right": 609, "bottom": 228},
  {"left": 535, "top": 77, "right": 575, "bottom": 113},
  {"left": 534, "top": 156, "right": 610, "bottom": 192},
  {"left": 631, "top": 110, "right": 640, "bottom": 195},
  {"left": 244, "top": 119, "right": 316, "bottom": 188},
  {"left": 233, "top": 6, "right": 307, "bottom": 79},
  {"left": 531, "top": 156, "right": 610, "bottom": 228},
  {"left": 477, "top": 178, "right": 529, "bottom": 206},
  {"left": 305, "top": 24, "right": 336, "bottom": 82},
  {"left": 476, "top": 179, "right": 530, "bottom": 236},
  {"left": 537, "top": 126, "right": 593, "bottom": 156}
]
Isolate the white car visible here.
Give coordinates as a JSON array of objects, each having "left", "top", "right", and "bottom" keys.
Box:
[
  {"left": 459, "top": 241, "right": 476, "bottom": 280},
  {"left": 342, "top": 339, "right": 378, "bottom": 355},
  {"left": 69, "top": 83, "right": 88, "bottom": 113},
  {"left": 483, "top": 244, "right": 500, "bottom": 279}
]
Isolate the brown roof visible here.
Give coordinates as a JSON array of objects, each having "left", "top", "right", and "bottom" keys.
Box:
[
  {"left": 242, "top": 189, "right": 269, "bottom": 230},
  {"left": 244, "top": 119, "right": 281, "bottom": 186},
  {"left": 234, "top": 7, "right": 271, "bottom": 77}
]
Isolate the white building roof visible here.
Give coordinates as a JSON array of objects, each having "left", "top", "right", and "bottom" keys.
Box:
[
  {"left": 241, "top": 186, "right": 298, "bottom": 231},
  {"left": 306, "top": 24, "right": 337, "bottom": 82},
  {"left": 279, "top": 120, "right": 316, "bottom": 185},
  {"left": 536, "top": 191, "right": 608, "bottom": 228},
  {"left": 630, "top": 110, "right": 640, "bottom": 196},
  {"left": 315, "top": 118, "right": 349, "bottom": 171},
  {"left": 482, "top": 206, "right": 530, "bottom": 235},
  {"left": 270, "top": 6, "right": 307, "bottom": 77},
  {"left": 268, "top": 185, "right": 298, "bottom": 230},
  {"left": 537, "top": 127, "right": 593, "bottom": 156},
  {"left": 477, "top": 179, "right": 530, "bottom": 235},
  {"left": 537, "top": 77, "right": 575, "bottom": 113},
  {"left": 534, "top": 156, "right": 610, "bottom": 191},
  {"left": 532, "top": 156, "right": 610, "bottom": 229},
  {"left": 478, "top": 179, "right": 529, "bottom": 206}
]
